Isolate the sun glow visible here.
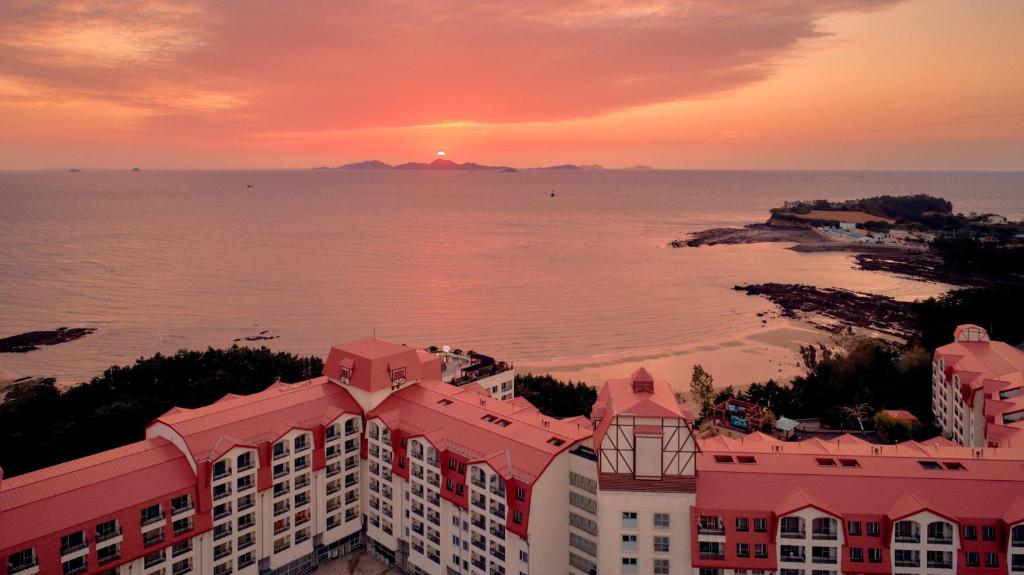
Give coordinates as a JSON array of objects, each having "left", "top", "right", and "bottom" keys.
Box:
[{"left": 436, "top": 150, "right": 446, "bottom": 156}]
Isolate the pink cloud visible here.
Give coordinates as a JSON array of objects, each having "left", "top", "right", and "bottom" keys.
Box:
[{"left": 0, "top": 0, "right": 900, "bottom": 140}]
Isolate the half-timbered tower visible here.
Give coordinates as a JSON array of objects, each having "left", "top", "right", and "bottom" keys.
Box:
[{"left": 589, "top": 367, "right": 698, "bottom": 575}]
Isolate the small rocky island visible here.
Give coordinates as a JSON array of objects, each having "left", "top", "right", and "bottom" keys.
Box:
[{"left": 0, "top": 327, "right": 97, "bottom": 353}]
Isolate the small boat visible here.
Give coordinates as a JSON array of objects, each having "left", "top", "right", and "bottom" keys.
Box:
[
  {"left": 550, "top": 191, "right": 556, "bottom": 197},
  {"left": 246, "top": 184, "right": 254, "bottom": 188}
]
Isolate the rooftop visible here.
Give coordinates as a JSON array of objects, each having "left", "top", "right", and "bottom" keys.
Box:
[
  {"left": 0, "top": 438, "right": 195, "bottom": 550},
  {"left": 368, "top": 379, "right": 591, "bottom": 482},
  {"left": 696, "top": 433, "right": 1024, "bottom": 521},
  {"left": 149, "top": 376, "right": 362, "bottom": 463},
  {"left": 935, "top": 324, "right": 1024, "bottom": 447},
  {"left": 323, "top": 337, "right": 441, "bottom": 392}
]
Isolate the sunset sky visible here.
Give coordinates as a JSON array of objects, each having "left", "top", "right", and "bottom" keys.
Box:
[{"left": 1, "top": 0, "right": 1022, "bottom": 170}]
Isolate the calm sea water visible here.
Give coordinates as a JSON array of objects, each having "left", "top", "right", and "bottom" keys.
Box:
[{"left": 1, "top": 169, "right": 1021, "bottom": 387}]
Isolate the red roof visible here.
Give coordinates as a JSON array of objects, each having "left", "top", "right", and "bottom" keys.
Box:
[
  {"left": 323, "top": 338, "right": 441, "bottom": 392},
  {"left": 149, "top": 376, "right": 362, "bottom": 462},
  {"left": 368, "top": 380, "right": 591, "bottom": 482},
  {"left": 592, "top": 367, "right": 687, "bottom": 451},
  {"left": 0, "top": 438, "right": 195, "bottom": 550},
  {"left": 696, "top": 434, "right": 1024, "bottom": 519},
  {"left": 879, "top": 409, "right": 919, "bottom": 422},
  {"left": 935, "top": 326, "right": 1024, "bottom": 448}
]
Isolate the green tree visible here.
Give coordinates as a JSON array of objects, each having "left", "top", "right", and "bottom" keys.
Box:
[{"left": 690, "top": 364, "right": 716, "bottom": 421}]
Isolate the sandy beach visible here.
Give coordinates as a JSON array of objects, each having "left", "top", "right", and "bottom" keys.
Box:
[{"left": 519, "top": 317, "right": 824, "bottom": 394}]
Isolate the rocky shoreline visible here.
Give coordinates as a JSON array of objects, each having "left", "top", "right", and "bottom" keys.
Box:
[
  {"left": 735, "top": 283, "right": 916, "bottom": 338},
  {"left": 670, "top": 224, "right": 823, "bottom": 247},
  {"left": 0, "top": 327, "right": 97, "bottom": 353}
]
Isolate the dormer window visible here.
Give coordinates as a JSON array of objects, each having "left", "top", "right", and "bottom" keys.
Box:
[
  {"left": 390, "top": 367, "right": 407, "bottom": 389},
  {"left": 338, "top": 366, "right": 352, "bottom": 384}
]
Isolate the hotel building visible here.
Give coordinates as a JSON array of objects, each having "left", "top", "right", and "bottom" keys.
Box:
[
  {"left": 3, "top": 334, "right": 1024, "bottom": 575},
  {"left": 932, "top": 325, "right": 1024, "bottom": 449}
]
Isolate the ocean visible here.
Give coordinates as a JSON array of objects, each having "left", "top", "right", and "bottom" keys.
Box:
[{"left": 1, "top": 169, "right": 1021, "bottom": 390}]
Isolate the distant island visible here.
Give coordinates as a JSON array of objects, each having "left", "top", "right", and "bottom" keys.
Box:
[
  {"left": 314, "top": 159, "right": 655, "bottom": 171},
  {"left": 327, "top": 158, "right": 515, "bottom": 171}
]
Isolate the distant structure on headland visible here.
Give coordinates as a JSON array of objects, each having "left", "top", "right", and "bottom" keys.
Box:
[{"left": 2, "top": 336, "right": 1024, "bottom": 575}]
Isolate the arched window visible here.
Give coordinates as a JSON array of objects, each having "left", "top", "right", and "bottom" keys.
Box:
[
  {"left": 927, "top": 521, "right": 954, "bottom": 544},
  {"left": 895, "top": 520, "right": 921, "bottom": 543},
  {"left": 781, "top": 516, "right": 806, "bottom": 538},
  {"left": 812, "top": 517, "right": 838, "bottom": 540}
]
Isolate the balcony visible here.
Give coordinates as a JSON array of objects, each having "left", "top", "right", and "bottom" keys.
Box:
[
  {"left": 143, "top": 529, "right": 165, "bottom": 547},
  {"left": 895, "top": 535, "right": 921, "bottom": 544},
  {"left": 780, "top": 530, "right": 805, "bottom": 539},
  {"left": 471, "top": 495, "right": 486, "bottom": 510},
  {"left": 472, "top": 537, "right": 486, "bottom": 551},
  {"left": 699, "top": 552, "right": 725, "bottom": 561},
  {"left": 928, "top": 560, "right": 953, "bottom": 569},
  {"left": 8, "top": 560, "right": 39, "bottom": 575},
  {"left": 172, "top": 561, "right": 193, "bottom": 575},
  {"left": 928, "top": 536, "right": 954, "bottom": 545},
  {"left": 895, "top": 559, "right": 920, "bottom": 568},
  {"left": 65, "top": 562, "right": 88, "bottom": 575},
  {"left": 812, "top": 555, "right": 838, "bottom": 565},
  {"left": 489, "top": 502, "right": 505, "bottom": 519},
  {"left": 141, "top": 512, "right": 165, "bottom": 527},
  {"left": 812, "top": 531, "right": 838, "bottom": 541},
  {"left": 61, "top": 540, "right": 89, "bottom": 556},
  {"left": 698, "top": 526, "right": 725, "bottom": 536},
  {"left": 171, "top": 502, "right": 194, "bottom": 516}
]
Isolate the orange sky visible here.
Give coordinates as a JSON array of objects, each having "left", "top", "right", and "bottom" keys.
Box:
[{"left": 0, "top": 0, "right": 1022, "bottom": 170}]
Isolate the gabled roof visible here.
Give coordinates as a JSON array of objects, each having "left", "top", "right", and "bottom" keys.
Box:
[
  {"left": 591, "top": 367, "right": 687, "bottom": 453},
  {"left": 696, "top": 434, "right": 1024, "bottom": 520},
  {"left": 368, "top": 380, "right": 591, "bottom": 482},
  {"left": 322, "top": 338, "right": 441, "bottom": 392},
  {"left": 0, "top": 438, "right": 195, "bottom": 550},
  {"left": 774, "top": 486, "right": 838, "bottom": 517},
  {"left": 149, "top": 376, "right": 362, "bottom": 462}
]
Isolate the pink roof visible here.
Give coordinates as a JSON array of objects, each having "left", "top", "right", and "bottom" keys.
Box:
[
  {"left": 935, "top": 326, "right": 1024, "bottom": 448},
  {"left": 696, "top": 434, "right": 1024, "bottom": 519},
  {"left": 592, "top": 367, "right": 687, "bottom": 452},
  {"left": 368, "top": 379, "right": 591, "bottom": 482},
  {"left": 0, "top": 438, "right": 195, "bottom": 550},
  {"left": 879, "top": 409, "right": 919, "bottom": 422},
  {"left": 323, "top": 338, "right": 441, "bottom": 392},
  {"left": 150, "top": 376, "right": 362, "bottom": 462}
]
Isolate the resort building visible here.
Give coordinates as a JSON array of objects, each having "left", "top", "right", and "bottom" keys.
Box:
[
  {"left": 932, "top": 324, "right": 1024, "bottom": 449},
  {"left": 2, "top": 335, "right": 1024, "bottom": 575}
]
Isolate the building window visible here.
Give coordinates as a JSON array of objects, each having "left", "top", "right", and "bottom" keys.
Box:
[
  {"left": 62, "top": 556, "right": 87, "bottom": 575},
  {"left": 621, "top": 557, "right": 638, "bottom": 574},
  {"left": 753, "top": 518, "right": 768, "bottom": 532},
  {"left": 868, "top": 548, "right": 882, "bottom": 563},
  {"left": 866, "top": 522, "right": 880, "bottom": 536},
  {"left": 736, "top": 543, "right": 749, "bottom": 558},
  {"left": 982, "top": 526, "right": 997, "bottom": 541},
  {"left": 966, "top": 552, "right": 980, "bottom": 567},
  {"left": 237, "top": 451, "right": 253, "bottom": 471},
  {"left": 847, "top": 521, "right": 861, "bottom": 536},
  {"left": 985, "top": 552, "right": 999, "bottom": 568},
  {"left": 622, "top": 512, "right": 638, "bottom": 529},
  {"left": 513, "top": 510, "right": 523, "bottom": 524},
  {"left": 516, "top": 486, "right": 526, "bottom": 501},
  {"left": 849, "top": 547, "right": 863, "bottom": 562},
  {"left": 519, "top": 550, "right": 528, "bottom": 562},
  {"left": 60, "top": 531, "right": 87, "bottom": 555},
  {"left": 964, "top": 525, "right": 977, "bottom": 540},
  {"left": 8, "top": 549, "right": 37, "bottom": 575},
  {"left": 653, "top": 559, "right": 670, "bottom": 575},
  {"left": 736, "top": 517, "right": 749, "bottom": 532},
  {"left": 754, "top": 544, "right": 768, "bottom": 559},
  {"left": 654, "top": 513, "right": 670, "bottom": 529},
  {"left": 652, "top": 536, "right": 669, "bottom": 553}
]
